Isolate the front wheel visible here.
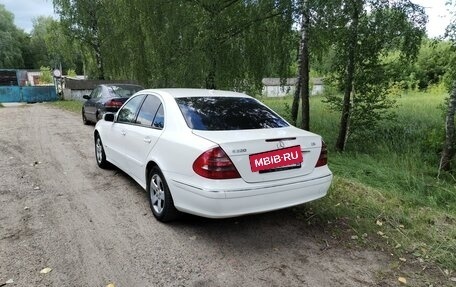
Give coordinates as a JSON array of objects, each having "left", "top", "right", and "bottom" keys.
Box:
[
  {"left": 148, "top": 167, "right": 179, "bottom": 222},
  {"left": 95, "top": 134, "right": 109, "bottom": 169}
]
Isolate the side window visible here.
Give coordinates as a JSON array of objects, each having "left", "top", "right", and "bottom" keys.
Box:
[
  {"left": 89, "top": 87, "right": 100, "bottom": 99},
  {"left": 117, "top": 95, "right": 145, "bottom": 123},
  {"left": 136, "top": 95, "right": 161, "bottom": 126},
  {"left": 94, "top": 87, "right": 102, "bottom": 99},
  {"left": 153, "top": 104, "right": 164, "bottom": 129}
]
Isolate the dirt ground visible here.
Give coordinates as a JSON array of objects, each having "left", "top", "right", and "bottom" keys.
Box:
[{"left": 0, "top": 104, "right": 394, "bottom": 287}]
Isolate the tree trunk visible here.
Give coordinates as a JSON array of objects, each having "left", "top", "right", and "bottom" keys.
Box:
[
  {"left": 335, "top": 0, "right": 360, "bottom": 152},
  {"left": 205, "top": 66, "right": 216, "bottom": 89},
  {"left": 90, "top": 7, "right": 104, "bottom": 81},
  {"left": 291, "top": 47, "right": 301, "bottom": 126},
  {"left": 439, "top": 82, "right": 456, "bottom": 171},
  {"left": 299, "top": 0, "right": 310, "bottom": 131},
  {"left": 93, "top": 40, "right": 105, "bottom": 80}
]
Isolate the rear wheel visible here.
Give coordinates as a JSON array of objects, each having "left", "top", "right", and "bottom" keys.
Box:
[
  {"left": 148, "top": 167, "right": 179, "bottom": 222},
  {"left": 95, "top": 134, "right": 109, "bottom": 169},
  {"left": 82, "top": 108, "right": 90, "bottom": 125}
]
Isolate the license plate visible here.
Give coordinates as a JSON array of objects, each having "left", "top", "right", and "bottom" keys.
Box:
[{"left": 249, "top": 145, "right": 303, "bottom": 172}]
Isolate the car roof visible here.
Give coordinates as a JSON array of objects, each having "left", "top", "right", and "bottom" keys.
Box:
[
  {"left": 100, "top": 84, "right": 143, "bottom": 88},
  {"left": 138, "top": 88, "right": 251, "bottom": 99}
]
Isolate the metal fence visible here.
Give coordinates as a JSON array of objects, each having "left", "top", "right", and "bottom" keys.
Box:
[{"left": 0, "top": 86, "right": 57, "bottom": 103}]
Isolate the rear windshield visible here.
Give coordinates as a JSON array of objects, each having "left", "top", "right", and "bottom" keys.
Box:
[
  {"left": 107, "top": 85, "right": 143, "bottom": 98},
  {"left": 176, "top": 97, "right": 289, "bottom": 130}
]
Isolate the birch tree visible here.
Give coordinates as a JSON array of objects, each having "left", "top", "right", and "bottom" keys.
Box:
[
  {"left": 440, "top": 86, "right": 456, "bottom": 171},
  {"left": 439, "top": 4, "right": 456, "bottom": 172},
  {"left": 324, "top": 0, "right": 426, "bottom": 151},
  {"left": 291, "top": 0, "right": 311, "bottom": 130}
]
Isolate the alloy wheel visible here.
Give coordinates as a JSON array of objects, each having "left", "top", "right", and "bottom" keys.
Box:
[
  {"left": 96, "top": 137, "right": 103, "bottom": 164},
  {"left": 150, "top": 173, "right": 165, "bottom": 215}
]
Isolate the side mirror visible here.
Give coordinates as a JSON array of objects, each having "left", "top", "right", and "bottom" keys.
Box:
[
  {"left": 83, "top": 95, "right": 91, "bottom": 100},
  {"left": 103, "top": 113, "right": 115, "bottom": 122}
]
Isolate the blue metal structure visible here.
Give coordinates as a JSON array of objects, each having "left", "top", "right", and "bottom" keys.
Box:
[
  {"left": 21, "top": 86, "right": 58, "bottom": 102},
  {"left": 0, "top": 86, "right": 22, "bottom": 102},
  {"left": 0, "top": 69, "right": 58, "bottom": 103}
]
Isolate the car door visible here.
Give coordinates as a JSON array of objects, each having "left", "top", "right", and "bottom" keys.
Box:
[
  {"left": 106, "top": 94, "right": 146, "bottom": 173},
  {"left": 85, "top": 87, "right": 102, "bottom": 122},
  {"left": 122, "top": 94, "right": 165, "bottom": 183}
]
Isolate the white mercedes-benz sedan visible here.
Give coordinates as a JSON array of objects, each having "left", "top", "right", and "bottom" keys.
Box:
[{"left": 94, "top": 89, "right": 332, "bottom": 222}]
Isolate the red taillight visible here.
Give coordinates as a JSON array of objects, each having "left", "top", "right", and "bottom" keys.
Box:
[
  {"left": 315, "top": 141, "right": 328, "bottom": 167},
  {"left": 105, "top": 99, "right": 123, "bottom": 108},
  {"left": 193, "top": 147, "right": 241, "bottom": 179}
]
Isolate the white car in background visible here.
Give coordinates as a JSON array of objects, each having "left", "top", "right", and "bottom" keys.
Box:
[{"left": 94, "top": 89, "right": 332, "bottom": 222}]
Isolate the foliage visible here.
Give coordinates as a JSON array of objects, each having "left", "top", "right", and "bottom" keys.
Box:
[
  {"left": 0, "top": 4, "right": 26, "bottom": 68},
  {"left": 67, "top": 69, "right": 77, "bottom": 77},
  {"left": 50, "top": 99, "right": 82, "bottom": 113},
  {"left": 39, "top": 66, "right": 53, "bottom": 84},
  {"left": 29, "top": 16, "right": 83, "bottom": 73},
  {"left": 383, "top": 40, "right": 452, "bottom": 91},
  {"left": 52, "top": 0, "right": 297, "bottom": 89},
  {"left": 263, "top": 92, "right": 456, "bottom": 272},
  {"left": 324, "top": 86, "right": 397, "bottom": 141},
  {"left": 29, "top": 16, "right": 53, "bottom": 68},
  {"left": 53, "top": 0, "right": 105, "bottom": 79},
  {"left": 323, "top": 0, "right": 427, "bottom": 150}
]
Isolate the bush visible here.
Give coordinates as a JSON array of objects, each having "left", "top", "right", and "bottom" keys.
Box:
[{"left": 40, "top": 66, "right": 53, "bottom": 84}]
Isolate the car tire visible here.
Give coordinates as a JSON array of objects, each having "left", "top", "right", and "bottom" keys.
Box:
[
  {"left": 148, "top": 167, "right": 179, "bottom": 222},
  {"left": 95, "top": 134, "right": 109, "bottom": 169},
  {"left": 82, "top": 108, "right": 90, "bottom": 125}
]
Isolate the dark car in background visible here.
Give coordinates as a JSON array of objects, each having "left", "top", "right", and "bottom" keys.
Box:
[{"left": 82, "top": 84, "right": 144, "bottom": 124}]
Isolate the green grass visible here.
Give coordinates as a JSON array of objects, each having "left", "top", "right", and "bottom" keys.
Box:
[
  {"left": 262, "top": 91, "right": 456, "bottom": 274},
  {"left": 49, "top": 99, "right": 83, "bottom": 114}
]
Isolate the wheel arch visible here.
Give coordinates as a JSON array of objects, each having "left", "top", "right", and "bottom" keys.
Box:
[
  {"left": 94, "top": 129, "right": 100, "bottom": 141},
  {"left": 145, "top": 161, "right": 159, "bottom": 184}
]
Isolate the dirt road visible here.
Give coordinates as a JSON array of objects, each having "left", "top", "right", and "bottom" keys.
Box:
[{"left": 0, "top": 104, "right": 388, "bottom": 287}]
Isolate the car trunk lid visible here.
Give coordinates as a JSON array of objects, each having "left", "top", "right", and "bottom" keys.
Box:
[{"left": 192, "top": 127, "right": 322, "bottom": 183}]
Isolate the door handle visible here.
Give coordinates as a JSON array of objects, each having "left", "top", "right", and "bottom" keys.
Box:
[
  {"left": 121, "top": 130, "right": 126, "bottom": 136},
  {"left": 143, "top": 137, "right": 152, "bottom": 143}
]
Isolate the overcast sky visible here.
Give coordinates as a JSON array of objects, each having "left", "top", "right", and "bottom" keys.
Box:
[
  {"left": 1, "top": 0, "right": 56, "bottom": 32},
  {"left": 0, "top": 0, "right": 452, "bottom": 38}
]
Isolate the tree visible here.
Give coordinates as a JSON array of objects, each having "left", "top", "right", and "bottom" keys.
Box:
[
  {"left": 439, "top": 4, "right": 456, "bottom": 172},
  {"left": 323, "top": 0, "right": 427, "bottom": 151},
  {"left": 291, "top": 0, "right": 346, "bottom": 129},
  {"left": 39, "top": 66, "right": 53, "bottom": 84},
  {"left": 292, "top": 0, "right": 310, "bottom": 130},
  {"left": 439, "top": 85, "right": 456, "bottom": 171},
  {"left": 0, "top": 4, "right": 25, "bottom": 68},
  {"left": 53, "top": 0, "right": 106, "bottom": 79},
  {"left": 29, "top": 17, "right": 53, "bottom": 68},
  {"left": 42, "top": 18, "right": 84, "bottom": 74},
  {"left": 298, "top": 0, "right": 311, "bottom": 131},
  {"left": 335, "top": 0, "right": 362, "bottom": 151},
  {"left": 85, "top": 0, "right": 297, "bottom": 90}
]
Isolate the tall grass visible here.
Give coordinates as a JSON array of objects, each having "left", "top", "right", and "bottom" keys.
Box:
[
  {"left": 262, "top": 91, "right": 455, "bottom": 207},
  {"left": 262, "top": 90, "right": 456, "bottom": 271}
]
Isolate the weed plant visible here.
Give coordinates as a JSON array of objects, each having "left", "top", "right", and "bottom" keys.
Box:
[
  {"left": 50, "top": 99, "right": 83, "bottom": 114},
  {"left": 262, "top": 88, "right": 456, "bottom": 271}
]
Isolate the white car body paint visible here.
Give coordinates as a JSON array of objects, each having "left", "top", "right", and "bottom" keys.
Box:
[{"left": 95, "top": 89, "right": 333, "bottom": 218}]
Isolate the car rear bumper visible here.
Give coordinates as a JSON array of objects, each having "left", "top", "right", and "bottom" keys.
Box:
[{"left": 167, "top": 172, "right": 333, "bottom": 218}]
